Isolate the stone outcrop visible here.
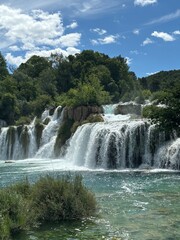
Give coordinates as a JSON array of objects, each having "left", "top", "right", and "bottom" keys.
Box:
[
  {"left": 115, "top": 103, "right": 142, "bottom": 116},
  {"left": 63, "top": 106, "right": 103, "bottom": 122}
]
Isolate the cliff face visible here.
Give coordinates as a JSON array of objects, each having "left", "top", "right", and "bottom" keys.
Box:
[{"left": 63, "top": 106, "right": 103, "bottom": 122}]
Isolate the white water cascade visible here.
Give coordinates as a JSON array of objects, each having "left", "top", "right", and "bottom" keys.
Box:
[
  {"left": 0, "top": 104, "right": 179, "bottom": 170},
  {"left": 0, "top": 107, "right": 64, "bottom": 160},
  {"left": 64, "top": 105, "right": 180, "bottom": 170}
]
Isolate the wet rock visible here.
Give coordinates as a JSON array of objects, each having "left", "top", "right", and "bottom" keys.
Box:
[{"left": 115, "top": 103, "right": 142, "bottom": 116}]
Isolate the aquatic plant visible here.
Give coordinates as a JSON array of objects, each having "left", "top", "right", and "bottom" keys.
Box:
[{"left": 0, "top": 175, "right": 96, "bottom": 239}]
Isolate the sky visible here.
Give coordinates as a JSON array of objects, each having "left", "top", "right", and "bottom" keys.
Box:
[{"left": 0, "top": 0, "right": 179, "bottom": 77}]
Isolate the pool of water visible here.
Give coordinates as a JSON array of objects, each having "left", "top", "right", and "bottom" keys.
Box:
[{"left": 0, "top": 159, "right": 180, "bottom": 240}]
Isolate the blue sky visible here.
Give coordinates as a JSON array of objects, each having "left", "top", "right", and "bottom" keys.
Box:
[{"left": 0, "top": 0, "right": 179, "bottom": 77}]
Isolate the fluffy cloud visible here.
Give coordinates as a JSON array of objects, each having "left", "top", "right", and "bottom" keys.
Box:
[
  {"left": 141, "top": 38, "right": 153, "bottom": 46},
  {"left": 0, "top": 4, "right": 81, "bottom": 66},
  {"left": 6, "top": 47, "right": 81, "bottom": 66},
  {"left": 91, "top": 28, "right": 107, "bottom": 35},
  {"left": 133, "top": 29, "right": 140, "bottom": 35},
  {"left": 91, "top": 35, "right": 118, "bottom": 45},
  {"left": 151, "top": 31, "right": 175, "bottom": 41},
  {"left": 0, "top": 6, "right": 64, "bottom": 48},
  {"left": 134, "top": 0, "right": 157, "bottom": 6},
  {"left": 125, "top": 57, "right": 132, "bottom": 65},
  {"left": 66, "top": 21, "right": 78, "bottom": 29},
  {"left": 173, "top": 30, "right": 180, "bottom": 35}
]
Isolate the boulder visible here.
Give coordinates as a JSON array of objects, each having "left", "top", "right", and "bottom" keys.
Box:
[
  {"left": 115, "top": 103, "right": 142, "bottom": 116},
  {"left": 63, "top": 106, "right": 103, "bottom": 122}
]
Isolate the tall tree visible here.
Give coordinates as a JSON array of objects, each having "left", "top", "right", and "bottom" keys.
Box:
[{"left": 0, "top": 52, "right": 9, "bottom": 80}]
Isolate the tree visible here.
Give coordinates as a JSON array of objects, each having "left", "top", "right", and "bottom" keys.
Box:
[
  {"left": 0, "top": 93, "right": 19, "bottom": 124},
  {"left": 17, "top": 55, "right": 51, "bottom": 78},
  {"left": 142, "top": 85, "right": 180, "bottom": 134},
  {"left": 37, "top": 68, "right": 57, "bottom": 97},
  {"left": 0, "top": 52, "right": 9, "bottom": 80},
  {"left": 57, "top": 76, "right": 111, "bottom": 107}
]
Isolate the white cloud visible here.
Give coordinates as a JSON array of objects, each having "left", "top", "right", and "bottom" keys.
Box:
[
  {"left": 0, "top": 5, "right": 81, "bottom": 49},
  {"left": 130, "top": 50, "right": 139, "bottom": 55},
  {"left": 173, "top": 30, "right": 180, "bottom": 35},
  {"left": 146, "top": 9, "right": 180, "bottom": 25},
  {"left": 133, "top": 29, "right": 140, "bottom": 35},
  {"left": 146, "top": 71, "right": 159, "bottom": 76},
  {"left": 91, "top": 35, "right": 118, "bottom": 45},
  {"left": 66, "top": 21, "right": 78, "bottom": 29},
  {"left": 2, "top": 0, "right": 125, "bottom": 17},
  {"left": 58, "top": 33, "right": 81, "bottom": 47},
  {"left": 91, "top": 28, "right": 107, "bottom": 35},
  {"left": 0, "top": 4, "right": 82, "bottom": 66},
  {"left": 0, "top": 6, "right": 64, "bottom": 45},
  {"left": 5, "top": 53, "right": 26, "bottom": 66},
  {"left": 5, "top": 47, "right": 81, "bottom": 66},
  {"left": 151, "top": 31, "right": 175, "bottom": 41},
  {"left": 134, "top": 0, "right": 157, "bottom": 7},
  {"left": 141, "top": 38, "right": 153, "bottom": 46},
  {"left": 125, "top": 57, "right": 132, "bottom": 65},
  {"left": 9, "top": 45, "right": 21, "bottom": 51}
]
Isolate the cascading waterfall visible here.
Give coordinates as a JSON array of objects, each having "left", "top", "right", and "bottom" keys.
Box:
[
  {"left": 0, "top": 106, "right": 64, "bottom": 160},
  {"left": 35, "top": 106, "right": 63, "bottom": 158},
  {"left": 0, "top": 104, "right": 179, "bottom": 169},
  {"left": 64, "top": 105, "right": 180, "bottom": 170}
]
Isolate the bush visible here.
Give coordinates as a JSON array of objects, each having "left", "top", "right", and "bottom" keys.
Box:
[{"left": 0, "top": 176, "right": 96, "bottom": 239}]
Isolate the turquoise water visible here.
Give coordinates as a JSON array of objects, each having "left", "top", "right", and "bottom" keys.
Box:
[{"left": 0, "top": 159, "right": 180, "bottom": 240}]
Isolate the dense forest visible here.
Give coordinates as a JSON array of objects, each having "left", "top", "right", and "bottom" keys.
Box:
[
  {"left": 0, "top": 50, "right": 180, "bottom": 132},
  {"left": 139, "top": 70, "right": 180, "bottom": 92},
  {"left": 0, "top": 50, "right": 140, "bottom": 125}
]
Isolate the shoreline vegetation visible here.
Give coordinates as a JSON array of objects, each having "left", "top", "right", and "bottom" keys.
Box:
[{"left": 0, "top": 175, "right": 97, "bottom": 239}]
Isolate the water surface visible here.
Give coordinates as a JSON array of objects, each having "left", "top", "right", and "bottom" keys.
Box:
[{"left": 0, "top": 159, "right": 180, "bottom": 240}]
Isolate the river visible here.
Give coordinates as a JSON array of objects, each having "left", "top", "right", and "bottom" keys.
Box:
[{"left": 0, "top": 159, "right": 180, "bottom": 240}]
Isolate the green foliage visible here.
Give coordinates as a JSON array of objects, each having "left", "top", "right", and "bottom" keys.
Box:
[
  {"left": 139, "top": 70, "right": 180, "bottom": 92},
  {"left": 57, "top": 76, "right": 111, "bottom": 107},
  {"left": 31, "top": 175, "right": 96, "bottom": 222},
  {"left": 15, "top": 116, "right": 32, "bottom": 126},
  {"left": 0, "top": 52, "right": 9, "bottom": 80},
  {"left": 29, "top": 95, "right": 54, "bottom": 117},
  {"left": 0, "top": 51, "right": 140, "bottom": 125},
  {"left": 0, "top": 93, "right": 19, "bottom": 124},
  {"left": 18, "top": 55, "right": 51, "bottom": 78},
  {"left": 142, "top": 85, "right": 180, "bottom": 134},
  {"left": 0, "top": 176, "right": 96, "bottom": 239}
]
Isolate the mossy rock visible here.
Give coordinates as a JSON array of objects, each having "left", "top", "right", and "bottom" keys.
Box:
[
  {"left": 20, "top": 126, "right": 30, "bottom": 158},
  {"left": 82, "top": 114, "right": 104, "bottom": 125},
  {"left": 35, "top": 122, "right": 44, "bottom": 149},
  {"left": 6, "top": 127, "right": 16, "bottom": 159},
  {"left": 54, "top": 119, "right": 74, "bottom": 156}
]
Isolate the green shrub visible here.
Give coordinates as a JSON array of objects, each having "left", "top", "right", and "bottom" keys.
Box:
[
  {"left": 0, "top": 175, "right": 96, "bottom": 239},
  {"left": 31, "top": 175, "right": 96, "bottom": 222}
]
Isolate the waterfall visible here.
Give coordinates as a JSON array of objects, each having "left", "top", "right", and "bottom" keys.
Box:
[
  {"left": 0, "top": 104, "right": 179, "bottom": 170},
  {"left": 0, "top": 106, "right": 64, "bottom": 160},
  {"left": 65, "top": 120, "right": 150, "bottom": 169},
  {"left": 64, "top": 104, "right": 180, "bottom": 170}
]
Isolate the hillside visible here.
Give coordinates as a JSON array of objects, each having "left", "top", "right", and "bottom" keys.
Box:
[{"left": 139, "top": 69, "right": 180, "bottom": 92}]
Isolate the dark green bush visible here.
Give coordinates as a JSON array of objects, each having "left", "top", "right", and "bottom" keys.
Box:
[{"left": 0, "top": 176, "right": 96, "bottom": 239}]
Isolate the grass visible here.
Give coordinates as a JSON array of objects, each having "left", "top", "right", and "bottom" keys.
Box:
[{"left": 0, "top": 175, "right": 97, "bottom": 239}]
